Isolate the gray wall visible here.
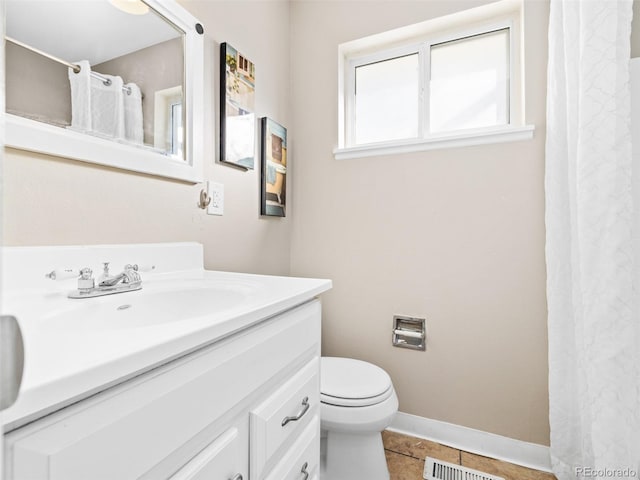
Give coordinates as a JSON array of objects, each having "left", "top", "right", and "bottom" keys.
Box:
[
  {"left": 6, "top": 42, "right": 71, "bottom": 126},
  {"left": 289, "top": 0, "right": 551, "bottom": 445}
]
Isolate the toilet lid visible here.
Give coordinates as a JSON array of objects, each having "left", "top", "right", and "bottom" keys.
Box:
[{"left": 321, "top": 357, "right": 393, "bottom": 407}]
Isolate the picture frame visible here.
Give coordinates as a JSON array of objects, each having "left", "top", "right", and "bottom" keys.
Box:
[
  {"left": 220, "top": 42, "right": 255, "bottom": 169},
  {"left": 260, "top": 117, "right": 287, "bottom": 217}
]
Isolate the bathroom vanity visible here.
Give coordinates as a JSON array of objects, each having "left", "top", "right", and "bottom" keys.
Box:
[{"left": 1, "top": 243, "right": 331, "bottom": 480}]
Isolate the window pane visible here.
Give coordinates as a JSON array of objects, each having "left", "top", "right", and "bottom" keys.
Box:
[
  {"left": 430, "top": 29, "right": 509, "bottom": 134},
  {"left": 355, "top": 53, "right": 419, "bottom": 145}
]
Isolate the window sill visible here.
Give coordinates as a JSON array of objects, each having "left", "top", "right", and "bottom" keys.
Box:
[{"left": 333, "top": 125, "right": 535, "bottom": 160}]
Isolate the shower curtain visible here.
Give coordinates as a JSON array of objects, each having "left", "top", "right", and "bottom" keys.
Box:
[
  {"left": 545, "top": 0, "right": 640, "bottom": 479},
  {"left": 90, "top": 71, "right": 125, "bottom": 140},
  {"left": 68, "top": 61, "right": 143, "bottom": 144}
]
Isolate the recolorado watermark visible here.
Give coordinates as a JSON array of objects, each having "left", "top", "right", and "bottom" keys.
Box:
[{"left": 575, "top": 467, "right": 638, "bottom": 478}]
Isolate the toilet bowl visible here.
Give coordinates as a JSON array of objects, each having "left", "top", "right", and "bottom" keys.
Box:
[{"left": 320, "top": 357, "right": 398, "bottom": 480}]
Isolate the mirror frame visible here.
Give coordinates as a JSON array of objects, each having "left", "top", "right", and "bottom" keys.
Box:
[{"left": 5, "top": 0, "right": 204, "bottom": 184}]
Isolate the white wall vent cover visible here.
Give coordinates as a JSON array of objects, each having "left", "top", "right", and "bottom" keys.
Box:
[{"left": 424, "top": 457, "right": 505, "bottom": 480}]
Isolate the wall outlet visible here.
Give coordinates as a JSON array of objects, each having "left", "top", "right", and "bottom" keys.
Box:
[{"left": 207, "top": 182, "right": 224, "bottom": 216}]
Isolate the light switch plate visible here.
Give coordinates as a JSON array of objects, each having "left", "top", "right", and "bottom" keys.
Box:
[{"left": 207, "top": 182, "right": 224, "bottom": 216}]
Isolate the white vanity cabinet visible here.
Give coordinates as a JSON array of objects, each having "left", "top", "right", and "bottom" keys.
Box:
[
  {"left": 3, "top": 300, "right": 322, "bottom": 480},
  {"left": 169, "top": 426, "right": 245, "bottom": 480}
]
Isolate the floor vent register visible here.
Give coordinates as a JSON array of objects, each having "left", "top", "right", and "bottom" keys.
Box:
[{"left": 424, "top": 457, "right": 505, "bottom": 480}]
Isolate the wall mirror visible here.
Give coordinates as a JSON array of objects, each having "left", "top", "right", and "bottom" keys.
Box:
[{"left": 5, "top": 0, "right": 204, "bottom": 183}]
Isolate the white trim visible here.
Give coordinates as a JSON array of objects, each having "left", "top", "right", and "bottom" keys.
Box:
[
  {"left": 388, "top": 412, "right": 552, "bottom": 473},
  {"left": 5, "top": 0, "right": 204, "bottom": 184},
  {"left": 337, "top": 0, "right": 521, "bottom": 57},
  {"left": 420, "top": 42, "right": 429, "bottom": 137},
  {"left": 334, "top": 124, "right": 534, "bottom": 160},
  {"left": 337, "top": 45, "right": 347, "bottom": 148},
  {"left": 348, "top": 43, "right": 421, "bottom": 71},
  {"left": 7, "top": 114, "right": 201, "bottom": 182}
]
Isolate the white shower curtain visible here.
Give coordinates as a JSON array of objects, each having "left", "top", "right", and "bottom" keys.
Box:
[
  {"left": 68, "top": 62, "right": 143, "bottom": 143},
  {"left": 545, "top": 1, "right": 640, "bottom": 479},
  {"left": 91, "top": 72, "right": 125, "bottom": 140},
  {"left": 68, "top": 60, "right": 92, "bottom": 133},
  {"left": 124, "top": 83, "right": 144, "bottom": 144}
]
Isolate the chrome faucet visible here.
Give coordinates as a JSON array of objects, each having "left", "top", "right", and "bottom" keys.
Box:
[
  {"left": 97, "top": 262, "right": 141, "bottom": 288},
  {"left": 46, "top": 263, "right": 151, "bottom": 299}
]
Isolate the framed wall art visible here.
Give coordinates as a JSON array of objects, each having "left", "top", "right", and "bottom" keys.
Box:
[
  {"left": 260, "top": 117, "right": 287, "bottom": 217},
  {"left": 220, "top": 42, "right": 255, "bottom": 169}
]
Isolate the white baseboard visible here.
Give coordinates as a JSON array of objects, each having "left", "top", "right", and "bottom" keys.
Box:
[{"left": 388, "top": 412, "right": 552, "bottom": 473}]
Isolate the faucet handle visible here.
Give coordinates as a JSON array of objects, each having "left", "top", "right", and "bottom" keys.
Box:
[
  {"left": 123, "top": 264, "right": 142, "bottom": 285},
  {"left": 78, "top": 268, "right": 95, "bottom": 290},
  {"left": 45, "top": 267, "right": 94, "bottom": 291},
  {"left": 79, "top": 268, "right": 93, "bottom": 279},
  {"left": 45, "top": 268, "right": 79, "bottom": 280},
  {"left": 131, "top": 263, "right": 156, "bottom": 273}
]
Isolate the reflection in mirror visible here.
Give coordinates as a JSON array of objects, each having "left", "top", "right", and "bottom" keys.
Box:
[
  {"left": 154, "top": 85, "right": 184, "bottom": 156},
  {"left": 6, "top": 0, "right": 185, "bottom": 161}
]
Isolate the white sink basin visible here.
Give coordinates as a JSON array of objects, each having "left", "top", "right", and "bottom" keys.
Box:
[
  {"left": 0, "top": 243, "right": 333, "bottom": 432},
  {"left": 25, "top": 280, "right": 257, "bottom": 331}
]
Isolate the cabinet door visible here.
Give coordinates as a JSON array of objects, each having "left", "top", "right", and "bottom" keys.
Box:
[{"left": 170, "top": 427, "right": 245, "bottom": 480}]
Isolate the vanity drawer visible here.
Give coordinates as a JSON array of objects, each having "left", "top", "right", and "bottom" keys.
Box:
[
  {"left": 169, "top": 426, "right": 245, "bottom": 480},
  {"left": 263, "top": 416, "right": 320, "bottom": 480},
  {"left": 250, "top": 358, "right": 319, "bottom": 479}
]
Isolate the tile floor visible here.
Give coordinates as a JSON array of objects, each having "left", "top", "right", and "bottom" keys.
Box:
[{"left": 382, "top": 430, "right": 558, "bottom": 480}]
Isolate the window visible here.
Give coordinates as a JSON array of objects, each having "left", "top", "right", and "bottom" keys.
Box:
[
  {"left": 170, "top": 101, "right": 183, "bottom": 157},
  {"left": 429, "top": 29, "right": 510, "bottom": 134},
  {"left": 337, "top": 1, "right": 533, "bottom": 159},
  {"left": 354, "top": 53, "right": 420, "bottom": 144}
]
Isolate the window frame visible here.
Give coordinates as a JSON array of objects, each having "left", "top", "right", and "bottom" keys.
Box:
[
  {"left": 346, "top": 44, "right": 425, "bottom": 146},
  {"left": 425, "top": 21, "right": 514, "bottom": 136},
  {"left": 336, "top": 6, "right": 533, "bottom": 160}
]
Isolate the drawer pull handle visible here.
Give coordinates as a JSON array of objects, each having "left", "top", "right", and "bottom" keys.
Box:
[
  {"left": 230, "top": 475, "right": 243, "bottom": 480},
  {"left": 301, "top": 461, "right": 309, "bottom": 480},
  {"left": 281, "top": 396, "right": 310, "bottom": 427}
]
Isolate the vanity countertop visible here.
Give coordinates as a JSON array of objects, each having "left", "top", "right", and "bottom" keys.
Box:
[{"left": 1, "top": 243, "right": 331, "bottom": 431}]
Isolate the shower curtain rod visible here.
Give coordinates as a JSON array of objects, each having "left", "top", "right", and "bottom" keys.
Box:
[{"left": 6, "top": 36, "right": 133, "bottom": 95}]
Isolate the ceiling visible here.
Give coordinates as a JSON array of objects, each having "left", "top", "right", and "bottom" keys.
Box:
[{"left": 6, "top": 0, "right": 181, "bottom": 66}]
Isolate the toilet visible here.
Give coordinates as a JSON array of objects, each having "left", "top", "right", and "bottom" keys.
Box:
[{"left": 320, "top": 357, "right": 399, "bottom": 480}]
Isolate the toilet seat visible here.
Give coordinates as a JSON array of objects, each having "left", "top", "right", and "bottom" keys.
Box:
[
  {"left": 320, "top": 357, "right": 393, "bottom": 407},
  {"left": 321, "top": 385, "right": 394, "bottom": 407}
]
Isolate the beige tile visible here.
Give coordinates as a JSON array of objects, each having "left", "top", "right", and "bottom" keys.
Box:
[
  {"left": 386, "top": 450, "right": 425, "bottom": 480},
  {"left": 461, "top": 452, "right": 557, "bottom": 480},
  {"left": 383, "top": 430, "right": 460, "bottom": 464}
]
